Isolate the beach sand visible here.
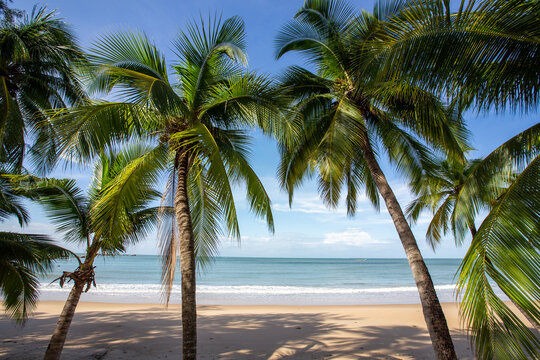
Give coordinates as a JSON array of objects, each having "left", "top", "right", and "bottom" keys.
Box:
[{"left": 1, "top": 302, "right": 476, "bottom": 359}]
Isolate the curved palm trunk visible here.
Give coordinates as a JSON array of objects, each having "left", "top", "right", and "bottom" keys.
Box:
[
  {"left": 361, "top": 138, "right": 457, "bottom": 360},
  {"left": 43, "top": 255, "right": 96, "bottom": 360},
  {"left": 468, "top": 225, "right": 540, "bottom": 333},
  {"left": 174, "top": 151, "right": 197, "bottom": 360}
]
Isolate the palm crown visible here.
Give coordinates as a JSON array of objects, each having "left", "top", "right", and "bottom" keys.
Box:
[
  {"left": 406, "top": 157, "right": 510, "bottom": 248},
  {"left": 275, "top": 0, "right": 470, "bottom": 213},
  {"left": 0, "top": 7, "right": 85, "bottom": 172}
]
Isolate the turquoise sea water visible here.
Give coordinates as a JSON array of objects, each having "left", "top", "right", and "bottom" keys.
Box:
[{"left": 40, "top": 256, "right": 466, "bottom": 305}]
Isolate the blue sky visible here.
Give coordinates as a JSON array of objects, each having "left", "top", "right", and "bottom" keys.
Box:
[{"left": 9, "top": 0, "right": 538, "bottom": 258}]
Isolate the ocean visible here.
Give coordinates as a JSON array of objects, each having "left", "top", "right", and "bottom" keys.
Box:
[{"left": 39, "top": 256, "right": 471, "bottom": 305}]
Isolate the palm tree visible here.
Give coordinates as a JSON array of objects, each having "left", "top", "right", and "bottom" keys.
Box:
[
  {"left": 407, "top": 143, "right": 540, "bottom": 358},
  {"left": 363, "top": 1, "right": 540, "bottom": 358},
  {"left": 406, "top": 124, "right": 540, "bottom": 359},
  {"left": 406, "top": 158, "right": 506, "bottom": 250},
  {"left": 0, "top": 172, "right": 70, "bottom": 323},
  {"left": 11, "top": 146, "right": 165, "bottom": 360},
  {"left": 275, "top": 1, "right": 471, "bottom": 359},
  {"left": 456, "top": 154, "right": 539, "bottom": 359},
  {"left": 36, "top": 16, "right": 280, "bottom": 360},
  {"left": 0, "top": 6, "right": 85, "bottom": 173}
]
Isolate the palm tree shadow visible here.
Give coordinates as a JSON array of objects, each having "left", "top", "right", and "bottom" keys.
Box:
[
  {"left": 197, "top": 311, "right": 474, "bottom": 359},
  {"left": 0, "top": 306, "right": 475, "bottom": 359}
]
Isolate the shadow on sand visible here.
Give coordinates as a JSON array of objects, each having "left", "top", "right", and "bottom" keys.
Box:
[{"left": 0, "top": 306, "right": 475, "bottom": 359}]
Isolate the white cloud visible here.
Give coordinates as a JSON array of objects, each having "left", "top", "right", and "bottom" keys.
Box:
[
  {"left": 273, "top": 196, "right": 339, "bottom": 214},
  {"left": 323, "top": 228, "right": 388, "bottom": 247},
  {"left": 239, "top": 235, "right": 272, "bottom": 243},
  {"left": 3, "top": 221, "right": 57, "bottom": 235},
  {"left": 272, "top": 195, "right": 371, "bottom": 216},
  {"left": 415, "top": 214, "right": 434, "bottom": 225}
]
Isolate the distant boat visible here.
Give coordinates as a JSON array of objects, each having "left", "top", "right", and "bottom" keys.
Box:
[{"left": 354, "top": 259, "right": 367, "bottom": 262}]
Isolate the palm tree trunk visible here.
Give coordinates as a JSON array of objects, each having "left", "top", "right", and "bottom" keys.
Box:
[
  {"left": 361, "top": 138, "right": 457, "bottom": 360},
  {"left": 468, "top": 225, "right": 540, "bottom": 333},
  {"left": 43, "top": 256, "right": 95, "bottom": 360},
  {"left": 174, "top": 150, "right": 197, "bottom": 360}
]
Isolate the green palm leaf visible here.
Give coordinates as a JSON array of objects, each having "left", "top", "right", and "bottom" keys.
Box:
[
  {"left": 90, "top": 144, "right": 167, "bottom": 249},
  {"left": 171, "top": 123, "right": 240, "bottom": 239},
  {"left": 457, "top": 155, "right": 540, "bottom": 359},
  {"left": 0, "top": 232, "right": 70, "bottom": 323},
  {"left": 7, "top": 176, "right": 89, "bottom": 244},
  {"left": 371, "top": 0, "right": 540, "bottom": 112},
  {"left": 0, "top": 7, "right": 86, "bottom": 172}
]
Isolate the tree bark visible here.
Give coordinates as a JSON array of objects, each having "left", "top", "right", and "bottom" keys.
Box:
[
  {"left": 43, "top": 256, "right": 95, "bottom": 360},
  {"left": 468, "top": 225, "right": 540, "bottom": 334},
  {"left": 361, "top": 138, "right": 457, "bottom": 360},
  {"left": 175, "top": 150, "right": 197, "bottom": 360}
]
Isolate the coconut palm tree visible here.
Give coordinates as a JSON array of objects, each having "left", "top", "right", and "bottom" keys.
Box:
[
  {"left": 406, "top": 157, "right": 507, "bottom": 249},
  {"left": 0, "top": 172, "right": 70, "bottom": 323},
  {"left": 0, "top": 7, "right": 85, "bottom": 173},
  {"left": 275, "top": 1, "right": 471, "bottom": 358},
  {"left": 408, "top": 124, "right": 540, "bottom": 359},
  {"left": 362, "top": 1, "right": 540, "bottom": 358},
  {"left": 35, "top": 16, "right": 280, "bottom": 360},
  {"left": 407, "top": 130, "right": 540, "bottom": 358},
  {"left": 11, "top": 145, "right": 165, "bottom": 360},
  {"left": 457, "top": 145, "right": 539, "bottom": 359}
]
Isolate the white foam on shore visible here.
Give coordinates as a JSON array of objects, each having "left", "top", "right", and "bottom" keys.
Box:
[
  {"left": 40, "top": 283, "right": 455, "bottom": 295},
  {"left": 38, "top": 283, "right": 459, "bottom": 305}
]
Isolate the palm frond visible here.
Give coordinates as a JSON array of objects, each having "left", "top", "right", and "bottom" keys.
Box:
[
  {"left": 457, "top": 155, "right": 540, "bottom": 359},
  {"left": 0, "top": 173, "right": 29, "bottom": 225},
  {"left": 90, "top": 144, "right": 168, "bottom": 250},
  {"left": 373, "top": 0, "right": 540, "bottom": 111},
  {"left": 171, "top": 123, "right": 240, "bottom": 239},
  {"left": 369, "top": 81, "right": 471, "bottom": 161},
  {"left": 0, "top": 89, "right": 25, "bottom": 172},
  {"left": 189, "top": 163, "right": 223, "bottom": 269},
  {"left": 201, "top": 71, "right": 284, "bottom": 134},
  {"left": 7, "top": 176, "right": 89, "bottom": 244},
  {"left": 86, "top": 31, "right": 186, "bottom": 115},
  {"left": 32, "top": 101, "right": 159, "bottom": 171},
  {"left": 158, "top": 165, "right": 179, "bottom": 304},
  {"left": 213, "top": 128, "right": 274, "bottom": 232},
  {"left": 0, "top": 232, "right": 71, "bottom": 322},
  {"left": 173, "top": 14, "right": 248, "bottom": 110},
  {"left": 371, "top": 114, "right": 436, "bottom": 185}
]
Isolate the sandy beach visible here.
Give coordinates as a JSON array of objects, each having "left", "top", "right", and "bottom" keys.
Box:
[{"left": 1, "top": 301, "right": 476, "bottom": 359}]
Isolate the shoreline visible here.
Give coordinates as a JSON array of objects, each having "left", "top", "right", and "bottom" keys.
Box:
[
  {"left": 1, "top": 301, "right": 477, "bottom": 359},
  {"left": 20, "top": 300, "right": 466, "bottom": 307}
]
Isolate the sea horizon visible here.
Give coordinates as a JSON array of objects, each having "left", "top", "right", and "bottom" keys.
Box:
[
  {"left": 72, "top": 254, "right": 466, "bottom": 259},
  {"left": 39, "top": 256, "right": 501, "bottom": 306}
]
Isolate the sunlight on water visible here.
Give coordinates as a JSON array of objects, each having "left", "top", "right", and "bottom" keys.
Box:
[{"left": 40, "top": 256, "right": 499, "bottom": 305}]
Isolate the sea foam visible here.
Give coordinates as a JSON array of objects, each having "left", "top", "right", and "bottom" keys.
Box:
[{"left": 38, "top": 282, "right": 458, "bottom": 305}]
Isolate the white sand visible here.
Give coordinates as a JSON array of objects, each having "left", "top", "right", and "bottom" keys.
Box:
[{"left": 1, "top": 301, "right": 477, "bottom": 359}]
